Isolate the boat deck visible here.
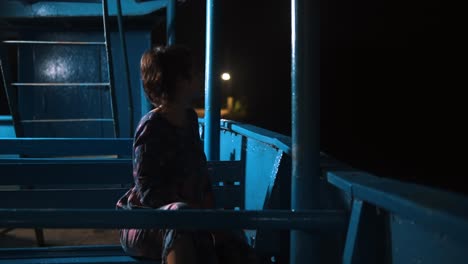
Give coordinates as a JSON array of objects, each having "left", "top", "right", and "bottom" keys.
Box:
[{"left": 0, "top": 229, "right": 119, "bottom": 248}]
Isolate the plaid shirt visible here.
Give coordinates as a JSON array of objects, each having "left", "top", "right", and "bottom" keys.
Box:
[{"left": 117, "top": 108, "right": 214, "bottom": 210}]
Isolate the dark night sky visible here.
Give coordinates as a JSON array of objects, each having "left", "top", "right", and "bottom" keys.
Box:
[{"left": 175, "top": 0, "right": 462, "bottom": 194}]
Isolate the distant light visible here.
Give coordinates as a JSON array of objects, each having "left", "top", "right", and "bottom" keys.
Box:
[{"left": 221, "top": 72, "right": 231, "bottom": 81}]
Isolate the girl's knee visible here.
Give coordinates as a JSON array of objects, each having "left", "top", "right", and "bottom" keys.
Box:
[{"left": 163, "top": 202, "right": 191, "bottom": 210}]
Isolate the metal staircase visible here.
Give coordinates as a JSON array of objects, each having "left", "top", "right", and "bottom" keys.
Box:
[{"left": 0, "top": 0, "right": 122, "bottom": 138}]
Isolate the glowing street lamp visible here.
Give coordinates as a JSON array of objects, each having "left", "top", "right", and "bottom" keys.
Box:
[
  {"left": 220, "top": 72, "right": 233, "bottom": 111},
  {"left": 221, "top": 72, "right": 231, "bottom": 81}
]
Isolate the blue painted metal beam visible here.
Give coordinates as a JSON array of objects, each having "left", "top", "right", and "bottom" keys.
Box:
[
  {"left": 0, "top": 62, "right": 16, "bottom": 136},
  {"left": 0, "top": 158, "right": 243, "bottom": 185},
  {"left": 116, "top": 0, "right": 134, "bottom": 136},
  {"left": 290, "top": 0, "right": 321, "bottom": 263},
  {"left": 342, "top": 198, "right": 385, "bottom": 264},
  {"left": 139, "top": 0, "right": 175, "bottom": 118},
  {"left": 204, "top": 0, "right": 220, "bottom": 161},
  {"left": 0, "top": 187, "right": 242, "bottom": 210},
  {"left": 0, "top": 116, "right": 16, "bottom": 138},
  {"left": 0, "top": 245, "right": 126, "bottom": 259},
  {"left": 0, "top": 256, "right": 153, "bottom": 264},
  {"left": 0, "top": 209, "right": 348, "bottom": 230},
  {"left": 0, "top": 189, "right": 128, "bottom": 209},
  {"left": 140, "top": 79, "right": 152, "bottom": 116},
  {"left": 0, "top": 245, "right": 157, "bottom": 264},
  {"left": 0, "top": 159, "right": 132, "bottom": 185},
  {"left": 0, "top": 138, "right": 132, "bottom": 156},
  {"left": 0, "top": 56, "right": 23, "bottom": 137},
  {"left": 0, "top": 0, "right": 167, "bottom": 18},
  {"left": 102, "top": 0, "right": 119, "bottom": 137},
  {"left": 343, "top": 199, "right": 363, "bottom": 264},
  {"left": 166, "top": 0, "right": 176, "bottom": 45}
]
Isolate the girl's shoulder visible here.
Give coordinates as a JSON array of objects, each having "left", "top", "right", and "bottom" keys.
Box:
[
  {"left": 134, "top": 110, "right": 169, "bottom": 139},
  {"left": 135, "top": 107, "right": 198, "bottom": 137}
]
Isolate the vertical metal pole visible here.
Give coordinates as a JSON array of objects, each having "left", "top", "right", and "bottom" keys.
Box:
[
  {"left": 116, "top": 0, "right": 134, "bottom": 137},
  {"left": 0, "top": 59, "right": 21, "bottom": 137},
  {"left": 140, "top": 78, "right": 151, "bottom": 115},
  {"left": 290, "top": 0, "right": 321, "bottom": 263},
  {"left": 204, "top": 0, "right": 220, "bottom": 161},
  {"left": 102, "top": 0, "right": 120, "bottom": 137},
  {"left": 166, "top": 0, "right": 176, "bottom": 45}
]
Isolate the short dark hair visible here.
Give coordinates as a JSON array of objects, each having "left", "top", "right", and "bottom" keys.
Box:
[{"left": 140, "top": 45, "right": 192, "bottom": 105}]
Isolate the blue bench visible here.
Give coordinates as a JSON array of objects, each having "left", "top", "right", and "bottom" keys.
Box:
[
  {"left": 0, "top": 138, "right": 348, "bottom": 264},
  {"left": 0, "top": 138, "right": 244, "bottom": 263},
  {"left": 0, "top": 138, "right": 244, "bottom": 210},
  {"left": 0, "top": 159, "right": 244, "bottom": 210}
]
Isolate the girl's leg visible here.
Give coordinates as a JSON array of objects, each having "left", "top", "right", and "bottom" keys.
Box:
[
  {"left": 166, "top": 234, "right": 197, "bottom": 264},
  {"left": 162, "top": 203, "right": 218, "bottom": 264},
  {"left": 120, "top": 228, "right": 162, "bottom": 260},
  {"left": 120, "top": 202, "right": 218, "bottom": 264}
]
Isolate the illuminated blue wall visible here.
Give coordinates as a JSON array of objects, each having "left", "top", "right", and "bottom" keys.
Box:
[{"left": 1, "top": 30, "right": 150, "bottom": 138}]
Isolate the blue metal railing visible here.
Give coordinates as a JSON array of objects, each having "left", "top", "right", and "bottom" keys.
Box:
[
  {"left": 116, "top": 0, "right": 134, "bottom": 136},
  {"left": 0, "top": 209, "right": 347, "bottom": 230},
  {"left": 328, "top": 171, "right": 468, "bottom": 264},
  {"left": 102, "top": 0, "right": 119, "bottom": 137},
  {"left": 166, "top": 0, "right": 176, "bottom": 45},
  {"left": 2, "top": 1, "right": 467, "bottom": 264}
]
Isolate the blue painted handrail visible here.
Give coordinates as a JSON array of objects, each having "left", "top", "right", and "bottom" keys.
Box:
[
  {"left": 199, "top": 118, "right": 292, "bottom": 155},
  {"left": 0, "top": 245, "right": 127, "bottom": 259},
  {"left": 0, "top": 158, "right": 242, "bottom": 185},
  {"left": 327, "top": 171, "right": 468, "bottom": 244},
  {"left": 0, "top": 116, "right": 12, "bottom": 122},
  {"left": 0, "top": 138, "right": 132, "bottom": 156},
  {"left": 116, "top": 0, "right": 134, "bottom": 136},
  {"left": 102, "top": 0, "right": 119, "bottom": 138}
]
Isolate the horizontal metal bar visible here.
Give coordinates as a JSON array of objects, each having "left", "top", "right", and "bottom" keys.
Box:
[
  {"left": 0, "top": 209, "right": 348, "bottom": 230},
  {"left": 0, "top": 138, "right": 132, "bottom": 156},
  {"left": 0, "top": 188, "right": 239, "bottom": 210},
  {"left": 0, "top": 189, "right": 128, "bottom": 209},
  {"left": 11, "top": 82, "right": 110, "bottom": 87},
  {"left": 0, "top": 245, "right": 128, "bottom": 264},
  {"left": 0, "top": 158, "right": 240, "bottom": 181},
  {"left": 2, "top": 40, "right": 106, "bottom": 45},
  {"left": 0, "top": 256, "right": 144, "bottom": 264},
  {"left": 0, "top": 245, "right": 126, "bottom": 260},
  {"left": 20, "top": 119, "right": 114, "bottom": 123},
  {"left": 0, "top": 159, "right": 132, "bottom": 185},
  {"left": 0, "top": 116, "right": 13, "bottom": 122}
]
